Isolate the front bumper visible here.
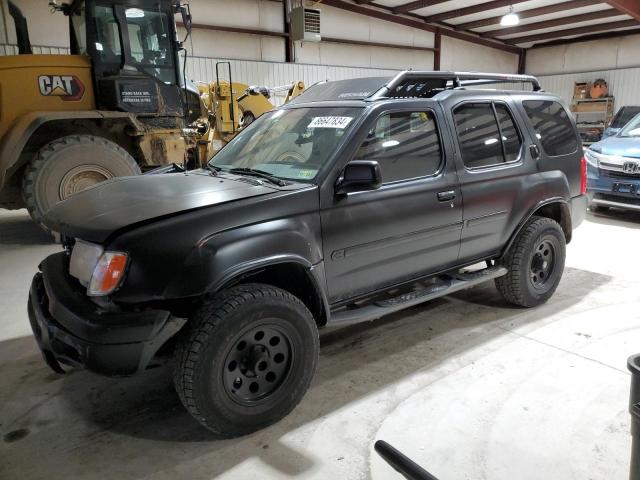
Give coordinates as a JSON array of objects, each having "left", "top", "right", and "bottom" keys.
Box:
[{"left": 28, "top": 253, "right": 186, "bottom": 376}]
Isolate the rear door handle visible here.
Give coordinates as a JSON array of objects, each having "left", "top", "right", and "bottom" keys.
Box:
[
  {"left": 529, "top": 144, "right": 541, "bottom": 160},
  {"left": 437, "top": 190, "right": 456, "bottom": 202}
]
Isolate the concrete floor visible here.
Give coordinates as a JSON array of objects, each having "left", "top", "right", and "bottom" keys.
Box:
[{"left": 1, "top": 207, "right": 639, "bottom": 480}]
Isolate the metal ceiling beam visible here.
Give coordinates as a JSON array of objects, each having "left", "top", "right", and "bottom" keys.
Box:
[
  {"left": 482, "top": 9, "right": 621, "bottom": 37},
  {"left": 423, "top": 0, "right": 531, "bottom": 23},
  {"left": 319, "top": 0, "right": 523, "bottom": 53},
  {"left": 392, "top": 0, "right": 450, "bottom": 14},
  {"left": 606, "top": 0, "right": 640, "bottom": 21},
  {"left": 504, "top": 18, "right": 638, "bottom": 44},
  {"left": 529, "top": 26, "right": 640, "bottom": 47},
  {"left": 456, "top": 0, "right": 604, "bottom": 31}
]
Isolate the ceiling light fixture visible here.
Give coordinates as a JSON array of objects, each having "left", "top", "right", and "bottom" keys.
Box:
[{"left": 500, "top": 6, "right": 519, "bottom": 27}]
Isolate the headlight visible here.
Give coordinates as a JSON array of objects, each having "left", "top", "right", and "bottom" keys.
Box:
[
  {"left": 584, "top": 149, "right": 601, "bottom": 168},
  {"left": 87, "top": 252, "right": 129, "bottom": 296}
]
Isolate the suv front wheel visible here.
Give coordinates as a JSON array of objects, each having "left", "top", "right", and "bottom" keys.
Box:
[
  {"left": 496, "top": 216, "right": 566, "bottom": 308},
  {"left": 173, "top": 283, "right": 319, "bottom": 437}
]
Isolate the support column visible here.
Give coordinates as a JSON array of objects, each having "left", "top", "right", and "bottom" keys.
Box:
[
  {"left": 433, "top": 30, "right": 441, "bottom": 71},
  {"left": 283, "top": 0, "right": 294, "bottom": 62},
  {"left": 518, "top": 48, "right": 527, "bottom": 74}
]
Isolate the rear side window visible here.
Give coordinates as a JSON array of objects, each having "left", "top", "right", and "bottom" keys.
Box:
[
  {"left": 523, "top": 100, "right": 578, "bottom": 156},
  {"left": 355, "top": 111, "right": 442, "bottom": 183},
  {"left": 453, "top": 102, "right": 522, "bottom": 169}
]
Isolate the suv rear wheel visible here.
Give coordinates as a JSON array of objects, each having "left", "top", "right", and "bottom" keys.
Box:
[
  {"left": 173, "top": 283, "right": 319, "bottom": 437},
  {"left": 496, "top": 216, "right": 566, "bottom": 307}
]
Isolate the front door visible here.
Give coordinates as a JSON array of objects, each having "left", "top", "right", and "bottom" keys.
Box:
[{"left": 321, "top": 107, "right": 463, "bottom": 303}]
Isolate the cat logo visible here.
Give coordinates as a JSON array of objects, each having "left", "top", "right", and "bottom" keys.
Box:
[{"left": 38, "top": 75, "right": 85, "bottom": 101}]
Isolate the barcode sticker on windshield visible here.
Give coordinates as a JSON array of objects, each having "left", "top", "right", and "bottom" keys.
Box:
[{"left": 308, "top": 116, "right": 353, "bottom": 129}]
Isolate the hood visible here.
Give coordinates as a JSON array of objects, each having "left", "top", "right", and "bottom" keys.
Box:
[
  {"left": 592, "top": 136, "right": 640, "bottom": 159},
  {"left": 43, "top": 171, "right": 279, "bottom": 243}
]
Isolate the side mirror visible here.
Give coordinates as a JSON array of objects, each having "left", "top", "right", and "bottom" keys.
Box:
[{"left": 335, "top": 160, "right": 382, "bottom": 195}]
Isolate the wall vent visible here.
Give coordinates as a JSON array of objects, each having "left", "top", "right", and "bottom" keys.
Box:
[{"left": 291, "top": 7, "right": 321, "bottom": 42}]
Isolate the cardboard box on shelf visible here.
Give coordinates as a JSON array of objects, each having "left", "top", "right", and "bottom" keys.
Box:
[{"left": 574, "top": 82, "right": 589, "bottom": 100}]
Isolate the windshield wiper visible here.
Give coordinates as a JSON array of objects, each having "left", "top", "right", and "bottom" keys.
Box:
[
  {"left": 204, "top": 164, "right": 220, "bottom": 176},
  {"left": 227, "top": 168, "right": 287, "bottom": 186}
]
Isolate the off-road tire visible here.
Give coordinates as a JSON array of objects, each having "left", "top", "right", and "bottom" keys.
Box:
[
  {"left": 22, "top": 135, "right": 140, "bottom": 230},
  {"left": 173, "top": 283, "right": 319, "bottom": 437},
  {"left": 496, "top": 216, "right": 566, "bottom": 308}
]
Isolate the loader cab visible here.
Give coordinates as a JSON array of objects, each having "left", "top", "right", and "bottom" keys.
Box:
[{"left": 66, "top": 0, "right": 187, "bottom": 116}]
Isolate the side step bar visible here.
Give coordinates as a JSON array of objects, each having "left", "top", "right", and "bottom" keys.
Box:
[{"left": 329, "top": 266, "right": 508, "bottom": 327}]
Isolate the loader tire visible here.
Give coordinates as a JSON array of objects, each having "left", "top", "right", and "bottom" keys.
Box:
[{"left": 22, "top": 135, "right": 140, "bottom": 230}]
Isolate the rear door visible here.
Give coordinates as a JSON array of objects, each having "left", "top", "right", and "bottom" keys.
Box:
[
  {"left": 320, "top": 104, "right": 463, "bottom": 303},
  {"left": 447, "top": 96, "right": 539, "bottom": 263}
]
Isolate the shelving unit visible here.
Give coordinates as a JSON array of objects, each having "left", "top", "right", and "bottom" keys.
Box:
[{"left": 571, "top": 97, "right": 615, "bottom": 146}]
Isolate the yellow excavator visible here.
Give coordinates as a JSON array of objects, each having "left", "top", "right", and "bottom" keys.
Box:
[{"left": 0, "top": 0, "right": 304, "bottom": 230}]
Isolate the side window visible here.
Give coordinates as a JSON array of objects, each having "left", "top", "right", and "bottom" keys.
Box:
[
  {"left": 495, "top": 104, "right": 522, "bottom": 162},
  {"left": 453, "top": 103, "right": 522, "bottom": 168},
  {"left": 93, "top": 5, "right": 122, "bottom": 64},
  {"left": 523, "top": 100, "right": 578, "bottom": 156},
  {"left": 355, "top": 111, "right": 442, "bottom": 183},
  {"left": 454, "top": 104, "right": 503, "bottom": 168}
]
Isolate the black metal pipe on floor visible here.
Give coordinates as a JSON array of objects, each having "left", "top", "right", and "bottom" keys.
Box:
[{"left": 627, "top": 354, "right": 640, "bottom": 480}]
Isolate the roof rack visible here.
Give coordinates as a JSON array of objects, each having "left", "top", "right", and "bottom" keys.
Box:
[{"left": 369, "top": 70, "right": 542, "bottom": 100}]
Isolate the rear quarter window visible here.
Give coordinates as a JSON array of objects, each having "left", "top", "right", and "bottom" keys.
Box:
[{"left": 522, "top": 100, "right": 578, "bottom": 157}]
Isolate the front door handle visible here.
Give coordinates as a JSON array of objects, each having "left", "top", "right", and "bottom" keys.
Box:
[{"left": 437, "top": 190, "right": 456, "bottom": 202}]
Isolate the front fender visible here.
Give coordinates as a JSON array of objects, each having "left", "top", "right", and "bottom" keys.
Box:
[
  {"left": 165, "top": 215, "right": 323, "bottom": 298},
  {"left": 0, "top": 110, "right": 135, "bottom": 190}
]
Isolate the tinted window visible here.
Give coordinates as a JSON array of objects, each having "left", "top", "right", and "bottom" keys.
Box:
[
  {"left": 454, "top": 104, "right": 504, "bottom": 168},
  {"left": 495, "top": 104, "right": 521, "bottom": 162},
  {"left": 355, "top": 111, "right": 442, "bottom": 183},
  {"left": 523, "top": 100, "right": 578, "bottom": 156}
]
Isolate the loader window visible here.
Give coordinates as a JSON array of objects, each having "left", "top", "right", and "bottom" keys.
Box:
[
  {"left": 124, "top": 9, "right": 175, "bottom": 84},
  {"left": 93, "top": 5, "right": 122, "bottom": 66},
  {"left": 71, "top": 3, "right": 88, "bottom": 55}
]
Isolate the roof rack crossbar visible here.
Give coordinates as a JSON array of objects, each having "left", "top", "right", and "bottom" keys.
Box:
[{"left": 369, "top": 70, "right": 542, "bottom": 100}]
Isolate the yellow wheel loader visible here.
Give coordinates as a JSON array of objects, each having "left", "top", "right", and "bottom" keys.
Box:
[
  {"left": 0, "top": 0, "right": 204, "bottom": 229},
  {"left": 196, "top": 62, "right": 305, "bottom": 158}
]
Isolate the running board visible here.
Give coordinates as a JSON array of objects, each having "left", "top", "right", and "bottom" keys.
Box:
[{"left": 329, "top": 266, "right": 508, "bottom": 327}]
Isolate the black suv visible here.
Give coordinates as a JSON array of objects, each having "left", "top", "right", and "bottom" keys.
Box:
[{"left": 28, "top": 71, "right": 587, "bottom": 437}]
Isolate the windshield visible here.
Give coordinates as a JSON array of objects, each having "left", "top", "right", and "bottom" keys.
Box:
[
  {"left": 210, "top": 107, "right": 362, "bottom": 183},
  {"left": 619, "top": 113, "right": 640, "bottom": 138},
  {"left": 612, "top": 107, "right": 640, "bottom": 128}
]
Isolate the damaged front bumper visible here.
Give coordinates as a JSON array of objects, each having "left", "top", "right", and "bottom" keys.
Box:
[{"left": 28, "top": 253, "right": 185, "bottom": 376}]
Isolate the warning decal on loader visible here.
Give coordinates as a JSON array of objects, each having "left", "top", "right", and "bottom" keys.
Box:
[{"left": 38, "top": 75, "right": 85, "bottom": 101}]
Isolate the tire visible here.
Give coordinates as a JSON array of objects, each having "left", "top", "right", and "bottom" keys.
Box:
[
  {"left": 22, "top": 135, "right": 140, "bottom": 230},
  {"left": 495, "top": 216, "right": 566, "bottom": 308},
  {"left": 173, "top": 283, "right": 319, "bottom": 437}
]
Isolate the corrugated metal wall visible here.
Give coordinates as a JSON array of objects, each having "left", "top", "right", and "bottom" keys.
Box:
[
  {"left": 3, "top": 44, "right": 639, "bottom": 109},
  {"left": 537, "top": 67, "right": 640, "bottom": 108},
  {"left": 0, "top": 44, "right": 70, "bottom": 55},
  {"left": 0, "top": 44, "right": 399, "bottom": 106},
  {"left": 186, "top": 55, "right": 399, "bottom": 105}
]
